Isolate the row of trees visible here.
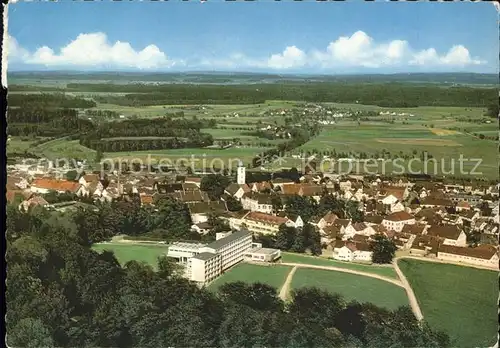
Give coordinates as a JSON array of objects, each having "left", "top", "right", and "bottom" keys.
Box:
[
  {"left": 7, "top": 201, "right": 451, "bottom": 347},
  {"left": 60, "top": 82, "right": 497, "bottom": 107}
]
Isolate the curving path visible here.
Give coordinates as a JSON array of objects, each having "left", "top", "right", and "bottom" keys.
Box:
[
  {"left": 279, "top": 266, "right": 298, "bottom": 301},
  {"left": 392, "top": 258, "right": 424, "bottom": 321},
  {"left": 280, "top": 262, "right": 405, "bottom": 288}
]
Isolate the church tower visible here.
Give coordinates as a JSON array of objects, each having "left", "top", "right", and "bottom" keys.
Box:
[{"left": 237, "top": 161, "right": 246, "bottom": 185}]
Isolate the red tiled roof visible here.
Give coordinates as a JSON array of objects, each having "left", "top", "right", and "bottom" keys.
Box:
[
  {"left": 31, "top": 178, "right": 80, "bottom": 193},
  {"left": 140, "top": 195, "right": 154, "bottom": 205},
  {"left": 384, "top": 211, "right": 415, "bottom": 222},
  {"left": 245, "top": 211, "right": 289, "bottom": 225},
  {"left": 439, "top": 244, "right": 498, "bottom": 260}
]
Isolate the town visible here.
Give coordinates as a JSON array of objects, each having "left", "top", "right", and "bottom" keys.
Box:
[{"left": 8, "top": 158, "right": 499, "bottom": 284}]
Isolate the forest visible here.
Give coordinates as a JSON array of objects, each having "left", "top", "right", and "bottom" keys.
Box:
[
  {"left": 79, "top": 117, "right": 215, "bottom": 152},
  {"left": 8, "top": 93, "right": 96, "bottom": 108},
  {"left": 58, "top": 82, "right": 499, "bottom": 107},
  {"left": 7, "top": 107, "right": 94, "bottom": 137},
  {"left": 6, "top": 199, "right": 452, "bottom": 348}
]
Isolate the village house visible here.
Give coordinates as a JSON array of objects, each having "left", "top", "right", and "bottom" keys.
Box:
[
  {"left": 392, "top": 232, "right": 416, "bottom": 250},
  {"left": 7, "top": 175, "right": 30, "bottom": 190},
  {"left": 191, "top": 222, "right": 212, "bottom": 235},
  {"left": 379, "top": 185, "right": 409, "bottom": 205},
  {"left": 333, "top": 240, "right": 373, "bottom": 263},
  {"left": 281, "top": 183, "right": 324, "bottom": 201},
  {"left": 425, "top": 225, "right": 467, "bottom": 247},
  {"left": 382, "top": 211, "right": 416, "bottom": 232},
  {"left": 30, "top": 178, "right": 80, "bottom": 194},
  {"left": 224, "top": 183, "right": 251, "bottom": 200},
  {"left": 420, "top": 196, "right": 454, "bottom": 208},
  {"left": 240, "top": 193, "right": 274, "bottom": 214},
  {"left": 187, "top": 201, "right": 228, "bottom": 224},
  {"left": 401, "top": 223, "right": 428, "bottom": 236},
  {"left": 140, "top": 194, "right": 154, "bottom": 207},
  {"left": 310, "top": 211, "right": 339, "bottom": 230},
  {"left": 270, "top": 177, "right": 295, "bottom": 190},
  {"left": 455, "top": 200, "right": 471, "bottom": 212},
  {"left": 184, "top": 177, "right": 202, "bottom": 187},
  {"left": 236, "top": 211, "right": 292, "bottom": 235},
  {"left": 343, "top": 222, "right": 376, "bottom": 240},
  {"left": 19, "top": 195, "right": 49, "bottom": 212},
  {"left": 437, "top": 244, "right": 498, "bottom": 269},
  {"left": 409, "top": 235, "right": 441, "bottom": 256},
  {"left": 169, "top": 190, "right": 210, "bottom": 204},
  {"left": 78, "top": 173, "right": 101, "bottom": 187},
  {"left": 250, "top": 181, "right": 273, "bottom": 193}
]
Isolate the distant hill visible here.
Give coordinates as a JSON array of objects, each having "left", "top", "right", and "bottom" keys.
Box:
[{"left": 8, "top": 71, "right": 497, "bottom": 86}]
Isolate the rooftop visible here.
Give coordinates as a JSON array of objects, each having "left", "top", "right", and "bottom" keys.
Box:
[
  {"left": 192, "top": 252, "right": 219, "bottom": 261},
  {"left": 206, "top": 229, "right": 252, "bottom": 251}
]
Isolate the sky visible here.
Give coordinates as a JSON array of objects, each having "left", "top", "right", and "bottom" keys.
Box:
[{"left": 5, "top": 0, "right": 499, "bottom": 74}]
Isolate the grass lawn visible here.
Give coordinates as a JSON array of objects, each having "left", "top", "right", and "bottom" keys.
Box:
[
  {"left": 398, "top": 259, "right": 498, "bottom": 347},
  {"left": 31, "top": 138, "right": 97, "bottom": 163},
  {"left": 281, "top": 252, "right": 398, "bottom": 279},
  {"left": 7, "top": 137, "right": 39, "bottom": 153},
  {"left": 208, "top": 263, "right": 292, "bottom": 292},
  {"left": 290, "top": 268, "right": 408, "bottom": 310},
  {"left": 92, "top": 243, "right": 170, "bottom": 270},
  {"left": 299, "top": 122, "right": 497, "bottom": 179}
]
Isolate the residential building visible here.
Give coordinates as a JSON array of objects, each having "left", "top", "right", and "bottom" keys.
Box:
[
  {"left": 187, "top": 201, "right": 227, "bottom": 224},
  {"left": 343, "top": 222, "right": 376, "bottom": 239},
  {"left": 437, "top": 244, "right": 498, "bottom": 269},
  {"left": 241, "top": 193, "right": 274, "bottom": 214},
  {"left": 382, "top": 211, "right": 416, "bottom": 232},
  {"left": 426, "top": 225, "right": 467, "bottom": 247},
  {"left": 225, "top": 183, "right": 251, "bottom": 200},
  {"left": 30, "top": 178, "right": 80, "bottom": 194},
  {"left": 333, "top": 240, "right": 373, "bottom": 262},
  {"left": 238, "top": 211, "right": 291, "bottom": 235}
]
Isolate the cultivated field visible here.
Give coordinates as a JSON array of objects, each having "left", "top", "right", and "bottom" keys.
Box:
[
  {"left": 281, "top": 252, "right": 398, "bottom": 279},
  {"left": 92, "top": 242, "right": 170, "bottom": 270},
  {"left": 398, "top": 259, "right": 498, "bottom": 347},
  {"left": 289, "top": 268, "right": 409, "bottom": 310},
  {"left": 208, "top": 263, "right": 293, "bottom": 292}
]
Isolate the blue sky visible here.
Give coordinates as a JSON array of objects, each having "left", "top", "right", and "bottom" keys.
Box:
[{"left": 6, "top": 0, "right": 499, "bottom": 73}]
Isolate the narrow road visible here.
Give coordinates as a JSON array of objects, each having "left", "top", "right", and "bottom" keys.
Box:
[
  {"left": 393, "top": 259, "right": 424, "bottom": 321},
  {"left": 280, "top": 262, "right": 404, "bottom": 288},
  {"left": 279, "top": 266, "right": 297, "bottom": 301}
]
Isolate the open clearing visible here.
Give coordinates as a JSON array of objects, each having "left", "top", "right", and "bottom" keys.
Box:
[
  {"left": 398, "top": 259, "right": 498, "bottom": 348},
  {"left": 375, "top": 138, "right": 462, "bottom": 146},
  {"left": 281, "top": 252, "right": 398, "bottom": 279},
  {"left": 290, "top": 268, "right": 409, "bottom": 310},
  {"left": 208, "top": 263, "right": 292, "bottom": 292},
  {"left": 92, "top": 243, "right": 170, "bottom": 270},
  {"left": 429, "top": 128, "right": 461, "bottom": 136}
]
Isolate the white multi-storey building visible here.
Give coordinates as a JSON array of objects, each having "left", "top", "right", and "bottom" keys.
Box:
[{"left": 167, "top": 229, "right": 253, "bottom": 284}]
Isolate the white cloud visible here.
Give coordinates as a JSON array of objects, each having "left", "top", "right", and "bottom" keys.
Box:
[
  {"left": 261, "top": 31, "right": 484, "bottom": 70},
  {"left": 8, "top": 31, "right": 486, "bottom": 71},
  {"left": 410, "top": 45, "right": 484, "bottom": 66},
  {"left": 9, "top": 32, "right": 173, "bottom": 69},
  {"left": 267, "top": 46, "right": 306, "bottom": 69},
  {"left": 6, "top": 35, "right": 30, "bottom": 63}
]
